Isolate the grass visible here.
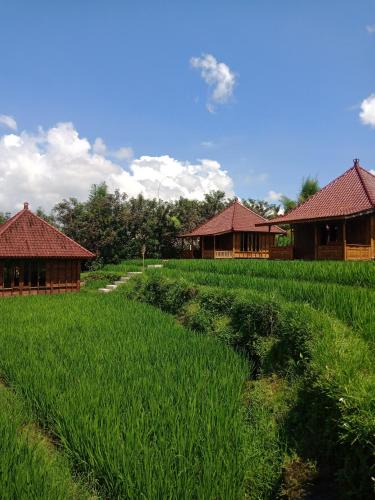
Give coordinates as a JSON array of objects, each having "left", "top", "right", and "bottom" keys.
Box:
[
  {"left": 159, "top": 262, "right": 375, "bottom": 343},
  {"left": 0, "top": 292, "right": 249, "bottom": 499},
  {"left": 0, "top": 384, "right": 89, "bottom": 499},
  {"left": 119, "top": 260, "right": 375, "bottom": 497},
  {"left": 1, "top": 257, "right": 374, "bottom": 498}
]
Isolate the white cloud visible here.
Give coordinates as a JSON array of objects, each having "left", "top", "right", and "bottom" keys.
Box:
[
  {"left": 190, "top": 53, "right": 236, "bottom": 112},
  {"left": 201, "top": 141, "right": 214, "bottom": 148},
  {"left": 366, "top": 25, "right": 375, "bottom": 33},
  {"left": 92, "top": 137, "right": 107, "bottom": 155},
  {"left": 0, "top": 115, "right": 17, "bottom": 131},
  {"left": 370, "top": 169, "right": 375, "bottom": 175},
  {"left": 266, "top": 190, "right": 282, "bottom": 202},
  {"left": 0, "top": 121, "right": 234, "bottom": 212},
  {"left": 113, "top": 146, "right": 133, "bottom": 160},
  {"left": 359, "top": 94, "right": 375, "bottom": 126}
]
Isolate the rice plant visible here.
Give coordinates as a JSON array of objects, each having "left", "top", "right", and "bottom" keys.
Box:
[{"left": 0, "top": 293, "right": 249, "bottom": 499}]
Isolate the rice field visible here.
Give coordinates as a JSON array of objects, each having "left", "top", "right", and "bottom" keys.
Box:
[
  {"left": 1, "top": 258, "right": 374, "bottom": 498},
  {"left": 0, "top": 292, "right": 248, "bottom": 498},
  {"left": 158, "top": 260, "right": 375, "bottom": 344}
]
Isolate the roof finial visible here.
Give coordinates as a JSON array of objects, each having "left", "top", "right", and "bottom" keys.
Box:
[
  {"left": 24, "top": 202, "right": 29, "bottom": 210},
  {"left": 353, "top": 158, "right": 360, "bottom": 167}
]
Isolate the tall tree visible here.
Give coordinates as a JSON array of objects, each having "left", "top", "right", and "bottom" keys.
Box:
[
  {"left": 242, "top": 198, "right": 281, "bottom": 219},
  {"left": 298, "top": 176, "right": 320, "bottom": 203},
  {"left": 281, "top": 176, "right": 320, "bottom": 214}
]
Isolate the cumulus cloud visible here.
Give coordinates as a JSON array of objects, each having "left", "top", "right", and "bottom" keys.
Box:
[
  {"left": 0, "top": 114, "right": 17, "bottom": 131},
  {"left": 266, "top": 190, "right": 282, "bottom": 202},
  {"left": 190, "top": 53, "right": 236, "bottom": 112},
  {"left": 366, "top": 25, "right": 375, "bottom": 33},
  {"left": 370, "top": 169, "right": 375, "bottom": 175},
  {"left": 113, "top": 146, "right": 133, "bottom": 160},
  {"left": 359, "top": 94, "right": 375, "bottom": 126},
  {"left": 92, "top": 137, "right": 107, "bottom": 154},
  {"left": 0, "top": 121, "right": 234, "bottom": 212}
]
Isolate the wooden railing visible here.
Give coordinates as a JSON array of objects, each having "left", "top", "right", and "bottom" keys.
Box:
[
  {"left": 202, "top": 249, "right": 215, "bottom": 259},
  {"left": 233, "top": 250, "right": 269, "bottom": 259},
  {"left": 214, "top": 250, "right": 234, "bottom": 259},
  {"left": 346, "top": 244, "right": 372, "bottom": 261},
  {"left": 317, "top": 244, "right": 344, "bottom": 260},
  {"left": 269, "top": 246, "right": 293, "bottom": 260}
]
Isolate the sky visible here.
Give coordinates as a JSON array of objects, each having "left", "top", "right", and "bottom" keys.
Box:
[{"left": 1, "top": 0, "right": 375, "bottom": 212}]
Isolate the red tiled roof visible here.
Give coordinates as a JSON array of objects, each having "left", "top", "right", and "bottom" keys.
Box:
[
  {"left": 181, "top": 200, "right": 285, "bottom": 237},
  {"left": 257, "top": 163, "right": 375, "bottom": 225},
  {"left": 0, "top": 204, "right": 95, "bottom": 259}
]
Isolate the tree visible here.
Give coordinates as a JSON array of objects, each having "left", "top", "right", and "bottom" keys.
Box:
[
  {"left": 242, "top": 198, "right": 281, "bottom": 219},
  {"left": 281, "top": 176, "right": 320, "bottom": 214},
  {"left": 298, "top": 176, "right": 320, "bottom": 203},
  {"left": 0, "top": 212, "right": 10, "bottom": 224}
]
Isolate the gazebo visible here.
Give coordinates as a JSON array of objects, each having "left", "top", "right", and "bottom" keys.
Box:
[
  {"left": 179, "top": 199, "right": 285, "bottom": 259},
  {"left": 257, "top": 160, "right": 375, "bottom": 261},
  {"left": 0, "top": 202, "right": 95, "bottom": 296}
]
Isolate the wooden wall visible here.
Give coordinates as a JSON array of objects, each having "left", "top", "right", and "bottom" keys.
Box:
[{"left": 0, "top": 259, "right": 81, "bottom": 297}]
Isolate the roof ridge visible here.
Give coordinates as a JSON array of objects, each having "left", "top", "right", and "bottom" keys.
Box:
[
  {"left": 277, "top": 164, "right": 357, "bottom": 219},
  {"left": 0, "top": 207, "right": 95, "bottom": 258},
  {"left": 30, "top": 210, "right": 95, "bottom": 256},
  {"left": 231, "top": 200, "right": 237, "bottom": 230},
  {"left": 182, "top": 201, "right": 234, "bottom": 235},
  {"left": 356, "top": 165, "right": 375, "bottom": 208},
  {"left": 0, "top": 209, "right": 27, "bottom": 237}
]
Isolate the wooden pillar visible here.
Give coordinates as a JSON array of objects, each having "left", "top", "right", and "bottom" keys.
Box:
[
  {"left": 232, "top": 232, "right": 235, "bottom": 257},
  {"left": 372, "top": 214, "right": 375, "bottom": 259},
  {"left": 314, "top": 223, "right": 318, "bottom": 260},
  {"left": 343, "top": 220, "right": 347, "bottom": 261},
  {"left": 213, "top": 234, "right": 216, "bottom": 259}
]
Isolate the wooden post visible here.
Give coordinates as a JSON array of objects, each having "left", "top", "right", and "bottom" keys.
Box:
[
  {"left": 213, "top": 234, "right": 216, "bottom": 259},
  {"left": 343, "top": 220, "right": 347, "bottom": 261},
  {"left": 232, "top": 232, "right": 235, "bottom": 258},
  {"left": 314, "top": 223, "right": 318, "bottom": 260}
]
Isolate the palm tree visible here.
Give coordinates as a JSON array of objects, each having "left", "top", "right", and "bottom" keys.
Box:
[{"left": 281, "top": 176, "right": 320, "bottom": 214}]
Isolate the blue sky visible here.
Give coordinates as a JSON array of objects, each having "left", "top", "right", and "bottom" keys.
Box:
[{"left": 0, "top": 1, "right": 375, "bottom": 211}]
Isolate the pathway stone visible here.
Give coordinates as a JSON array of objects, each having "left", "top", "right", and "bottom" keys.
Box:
[{"left": 98, "top": 271, "right": 143, "bottom": 293}]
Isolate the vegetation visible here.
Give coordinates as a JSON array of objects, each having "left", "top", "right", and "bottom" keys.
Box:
[
  {"left": 281, "top": 175, "right": 320, "bottom": 213},
  {"left": 0, "top": 384, "right": 88, "bottom": 499},
  {"left": 119, "top": 259, "right": 375, "bottom": 498},
  {"left": 0, "top": 257, "right": 373, "bottom": 498},
  {"left": 0, "top": 292, "right": 248, "bottom": 498}
]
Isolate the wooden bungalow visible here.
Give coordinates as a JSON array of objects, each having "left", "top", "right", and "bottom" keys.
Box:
[
  {"left": 257, "top": 160, "right": 375, "bottom": 261},
  {"left": 0, "top": 202, "right": 95, "bottom": 296},
  {"left": 180, "top": 200, "right": 285, "bottom": 259}
]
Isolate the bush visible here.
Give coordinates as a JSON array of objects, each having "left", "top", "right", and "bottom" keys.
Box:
[{"left": 127, "top": 273, "right": 375, "bottom": 497}]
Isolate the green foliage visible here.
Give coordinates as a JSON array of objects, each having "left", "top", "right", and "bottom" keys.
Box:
[
  {"left": 0, "top": 293, "right": 248, "bottom": 498},
  {"left": 127, "top": 266, "right": 375, "bottom": 498},
  {"left": 0, "top": 385, "right": 89, "bottom": 499},
  {"left": 298, "top": 176, "right": 320, "bottom": 203},
  {"left": 280, "top": 175, "right": 320, "bottom": 213},
  {"left": 242, "top": 198, "right": 281, "bottom": 219}
]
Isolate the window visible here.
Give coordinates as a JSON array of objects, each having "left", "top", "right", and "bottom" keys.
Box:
[
  {"left": 240, "top": 232, "right": 249, "bottom": 251},
  {"left": 3, "top": 262, "right": 11, "bottom": 288},
  {"left": 320, "top": 224, "right": 339, "bottom": 245},
  {"left": 39, "top": 262, "right": 46, "bottom": 287},
  {"left": 13, "top": 265, "right": 20, "bottom": 287},
  {"left": 240, "top": 232, "right": 261, "bottom": 252},
  {"left": 31, "top": 261, "right": 38, "bottom": 287}
]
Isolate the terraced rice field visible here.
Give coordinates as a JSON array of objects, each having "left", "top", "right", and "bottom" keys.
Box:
[
  {"left": 1, "top": 258, "right": 374, "bottom": 498},
  {"left": 0, "top": 292, "right": 248, "bottom": 498}
]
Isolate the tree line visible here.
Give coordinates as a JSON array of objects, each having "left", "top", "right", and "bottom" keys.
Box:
[{"left": 0, "top": 177, "right": 319, "bottom": 264}]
